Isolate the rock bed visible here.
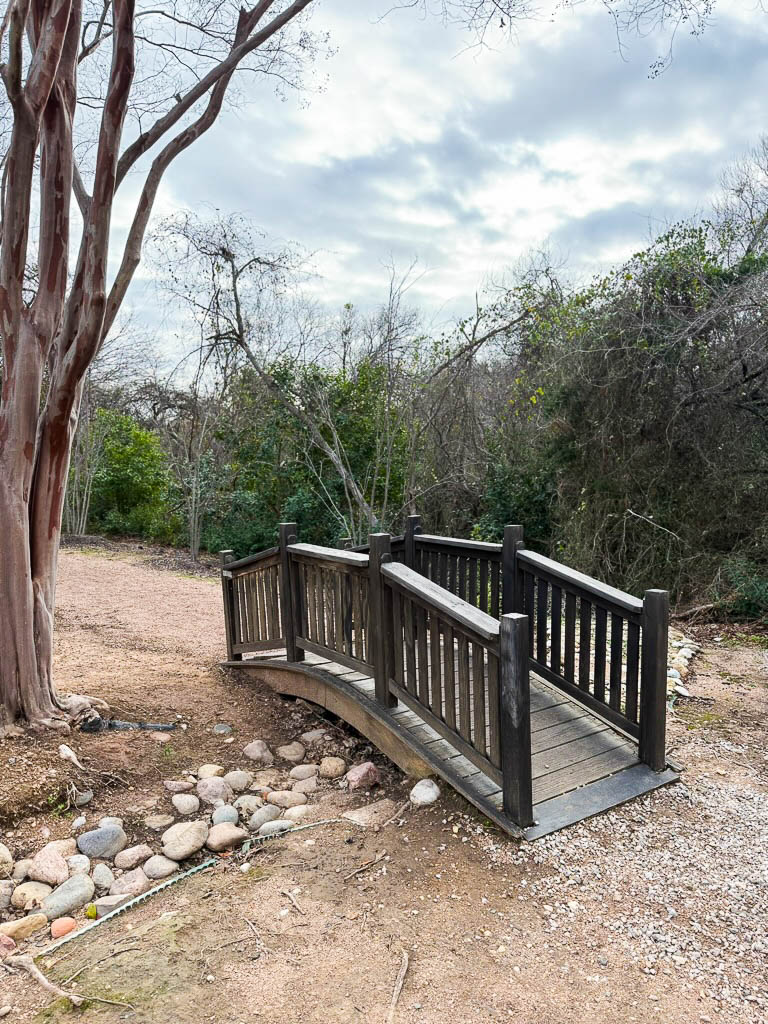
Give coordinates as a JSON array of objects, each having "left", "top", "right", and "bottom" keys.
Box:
[{"left": 0, "top": 727, "right": 425, "bottom": 956}]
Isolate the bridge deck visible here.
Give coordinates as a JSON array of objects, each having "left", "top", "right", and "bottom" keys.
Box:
[{"left": 228, "top": 650, "right": 678, "bottom": 840}]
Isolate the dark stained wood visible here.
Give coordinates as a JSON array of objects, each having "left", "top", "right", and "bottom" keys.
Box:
[
  {"left": 593, "top": 605, "right": 607, "bottom": 703},
  {"left": 563, "top": 590, "right": 576, "bottom": 682},
  {"left": 472, "top": 641, "right": 487, "bottom": 756},
  {"left": 404, "top": 595, "right": 416, "bottom": 695},
  {"left": 639, "top": 589, "right": 669, "bottom": 771},
  {"left": 430, "top": 612, "right": 442, "bottom": 719},
  {"left": 368, "top": 533, "right": 395, "bottom": 708},
  {"left": 391, "top": 588, "right": 404, "bottom": 686},
  {"left": 518, "top": 549, "right": 644, "bottom": 617},
  {"left": 550, "top": 585, "right": 562, "bottom": 675},
  {"left": 625, "top": 621, "right": 640, "bottom": 723},
  {"left": 381, "top": 562, "right": 499, "bottom": 641},
  {"left": 220, "top": 551, "right": 239, "bottom": 662},
  {"left": 416, "top": 604, "right": 429, "bottom": 705},
  {"left": 499, "top": 613, "right": 534, "bottom": 827},
  {"left": 609, "top": 613, "right": 623, "bottom": 711},
  {"left": 578, "top": 597, "right": 591, "bottom": 692},
  {"left": 487, "top": 649, "right": 501, "bottom": 768},
  {"left": 279, "top": 523, "right": 301, "bottom": 663},
  {"left": 404, "top": 515, "right": 422, "bottom": 571},
  {"left": 536, "top": 577, "right": 548, "bottom": 664},
  {"left": 443, "top": 622, "right": 456, "bottom": 730},
  {"left": 457, "top": 633, "right": 471, "bottom": 742}
]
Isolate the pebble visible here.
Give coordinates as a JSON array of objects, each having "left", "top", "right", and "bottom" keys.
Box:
[
  {"left": 292, "top": 776, "right": 317, "bottom": 794},
  {"left": 345, "top": 761, "right": 380, "bottom": 791},
  {"left": 73, "top": 788, "right": 94, "bottom": 807},
  {"left": 205, "top": 823, "right": 248, "bottom": 852},
  {"left": 11, "top": 859, "right": 32, "bottom": 882},
  {"left": 161, "top": 820, "right": 209, "bottom": 861},
  {"left": 172, "top": 793, "right": 201, "bottom": 815},
  {"left": 91, "top": 863, "right": 115, "bottom": 891},
  {"left": 0, "top": 1006, "right": 11, "bottom": 1017},
  {"left": 77, "top": 824, "right": 128, "bottom": 859},
  {"left": 243, "top": 740, "right": 274, "bottom": 765},
  {"left": 71, "top": 815, "right": 86, "bottom": 830},
  {"left": 197, "top": 777, "right": 234, "bottom": 805},
  {"left": 0, "top": 935, "right": 15, "bottom": 958},
  {"left": 0, "top": 913, "right": 48, "bottom": 940},
  {"left": 276, "top": 741, "right": 305, "bottom": 764},
  {"left": 257, "top": 820, "right": 294, "bottom": 838},
  {"left": 234, "top": 795, "right": 263, "bottom": 816},
  {"left": 0, "top": 844, "right": 11, "bottom": 879},
  {"left": 66, "top": 854, "right": 90, "bottom": 876},
  {"left": 114, "top": 844, "right": 154, "bottom": 871},
  {"left": 342, "top": 798, "right": 398, "bottom": 828},
  {"left": 197, "top": 764, "right": 225, "bottom": 779},
  {"left": 28, "top": 844, "right": 69, "bottom": 887},
  {"left": 41, "top": 874, "right": 95, "bottom": 920},
  {"left": 223, "top": 770, "right": 252, "bottom": 792},
  {"left": 410, "top": 779, "right": 441, "bottom": 807},
  {"left": 289, "top": 764, "right": 318, "bottom": 780},
  {"left": 0, "top": 881, "right": 13, "bottom": 911},
  {"left": 145, "top": 814, "right": 175, "bottom": 831},
  {"left": 11, "top": 881, "right": 52, "bottom": 910},
  {"left": 267, "top": 790, "right": 307, "bottom": 809},
  {"left": 151, "top": 731, "right": 172, "bottom": 742},
  {"left": 319, "top": 756, "right": 346, "bottom": 779},
  {"left": 212, "top": 723, "right": 233, "bottom": 736},
  {"left": 283, "top": 805, "right": 310, "bottom": 822},
  {"left": 212, "top": 805, "right": 239, "bottom": 825},
  {"left": 143, "top": 855, "right": 179, "bottom": 880},
  {"left": 248, "top": 806, "right": 281, "bottom": 832},
  {"left": 300, "top": 729, "right": 327, "bottom": 744},
  {"left": 164, "top": 780, "right": 195, "bottom": 794},
  {"left": 109, "top": 868, "right": 152, "bottom": 898},
  {"left": 50, "top": 917, "right": 77, "bottom": 939}
]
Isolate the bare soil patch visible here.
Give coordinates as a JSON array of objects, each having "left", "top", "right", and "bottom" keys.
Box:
[{"left": 1, "top": 547, "right": 766, "bottom": 1023}]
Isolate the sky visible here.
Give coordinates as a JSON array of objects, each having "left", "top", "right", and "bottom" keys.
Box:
[{"left": 116, "top": 0, "right": 768, "bottom": 333}]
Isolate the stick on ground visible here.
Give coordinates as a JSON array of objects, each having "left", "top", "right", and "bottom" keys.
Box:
[
  {"left": 7, "top": 955, "right": 84, "bottom": 1008},
  {"left": 385, "top": 950, "right": 410, "bottom": 1024}
]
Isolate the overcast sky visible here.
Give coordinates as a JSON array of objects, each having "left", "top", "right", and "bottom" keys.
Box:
[{"left": 119, "top": 0, "right": 768, "bottom": 331}]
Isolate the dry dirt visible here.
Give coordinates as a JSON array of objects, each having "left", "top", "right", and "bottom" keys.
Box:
[{"left": 1, "top": 544, "right": 767, "bottom": 1024}]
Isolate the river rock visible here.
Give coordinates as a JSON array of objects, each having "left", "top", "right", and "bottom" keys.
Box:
[
  {"left": 114, "top": 844, "right": 154, "bottom": 871},
  {"left": 243, "top": 740, "right": 274, "bottom": 765},
  {"left": 41, "top": 874, "right": 95, "bottom": 919},
  {"left": 346, "top": 761, "right": 380, "bottom": 791},
  {"left": 50, "top": 917, "right": 77, "bottom": 939},
  {"left": 12, "top": 859, "right": 32, "bottom": 882},
  {"left": 197, "top": 764, "right": 225, "bottom": 779},
  {"left": 109, "top": 868, "right": 151, "bottom": 898},
  {"left": 91, "top": 863, "right": 115, "bottom": 892},
  {"left": 257, "top": 820, "right": 294, "bottom": 838},
  {"left": 196, "top": 777, "right": 233, "bottom": 805},
  {"left": 205, "top": 823, "right": 248, "bottom": 852},
  {"left": 212, "top": 805, "right": 239, "bottom": 825},
  {"left": 92, "top": 894, "right": 130, "bottom": 919},
  {"left": 343, "top": 798, "right": 398, "bottom": 828},
  {"left": 77, "top": 824, "right": 128, "bottom": 859},
  {"left": 27, "top": 845, "right": 69, "bottom": 887},
  {"left": 66, "top": 855, "right": 90, "bottom": 876},
  {"left": 410, "top": 778, "right": 440, "bottom": 806},
  {"left": 283, "top": 805, "right": 310, "bottom": 822},
  {"left": 0, "top": 845, "right": 13, "bottom": 879},
  {"left": 143, "top": 855, "right": 179, "bottom": 880},
  {"left": 11, "top": 881, "right": 52, "bottom": 910},
  {"left": 164, "top": 780, "right": 195, "bottom": 794},
  {"left": 73, "top": 788, "right": 94, "bottom": 807},
  {"left": 289, "top": 764, "right": 318, "bottom": 781},
  {"left": 98, "top": 817, "right": 123, "bottom": 830},
  {"left": 47, "top": 839, "right": 77, "bottom": 857},
  {"left": 248, "top": 806, "right": 281, "bottom": 831},
  {"left": 276, "top": 741, "right": 305, "bottom": 764},
  {"left": 223, "top": 770, "right": 252, "bottom": 792},
  {"left": 319, "top": 756, "right": 346, "bottom": 779},
  {"left": 145, "top": 814, "right": 175, "bottom": 831},
  {"left": 300, "top": 728, "right": 327, "bottom": 745},
  {"left": 212, "top": 723, "right": 233, "bottom": 736},
  {"left": 0, "top": 913, "right": 48, "bottom": 941},
  {"left": 234, "top": 795, "right": 263, "bottom": 816},
  {"left": 161, "top": 820, "right": 209, "bottom": 861},
  {"left": 267, "top": 790, "right": 307, "bottom": 809},
  {"left": 70, "top": 816, "right": 86, "bottom": 831},
  {"left": 0, "top": 881, "right": 13, "bottom": 911},
  {"left": 172, "top": 793, "right": 200, "bottom": 816},
  {"left": 292, "top": 776, "right": 317, "bottom": 794}
]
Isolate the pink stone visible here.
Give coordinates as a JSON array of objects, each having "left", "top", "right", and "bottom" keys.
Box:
[
  {"left": 0, "top": 933, "right": 16, "bottom": 959},
  {"left": 50, "top": 917, "right": 77, "bottom": 939},
  {"left": 345, "top": 761, "right": 380, "bottom": 791}
]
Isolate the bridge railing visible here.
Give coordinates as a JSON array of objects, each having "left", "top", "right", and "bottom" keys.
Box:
[{"left": 220, "top": 546, "right": 283, "bottom": 660}]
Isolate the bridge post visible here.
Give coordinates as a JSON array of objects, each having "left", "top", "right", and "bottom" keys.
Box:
[
  {"left": 369, "top": 533, "right": 396, "bottom": 708},
  {"left": 499, "top": 612, "right": 534, "bottom": 827},
  {"left": 279, "top": 523, "right": 303, "bottom": 663},
  {"left": 404, "top": 514, "right": 422, "bottom": 571},
  {"left": 220, "top": 550, "right": 240, "bottom": 662},
  {"left": 639, "top": 589, "right": 669, "bottom": 771},
  {"left": 502, "top": 525, "right": 525, "bottom": 616}
]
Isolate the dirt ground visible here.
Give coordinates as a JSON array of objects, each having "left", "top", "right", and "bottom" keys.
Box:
[{"left": 1, "top": 544, "right": 767, "bottom": 1024}]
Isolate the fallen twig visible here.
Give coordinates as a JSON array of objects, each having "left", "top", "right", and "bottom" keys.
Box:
[
  {"left": 7, "top": 955, "right": 84, "bottom": 1008},
  {"left": 385, "top": 950, "right": 410, "bottom": 1024},
  {"left": 280, "top": 889, "right": 305, "bottom": 915},
  {"left": 344, "top": 850, "right": 387, "bottom": 882},
  {"left": 62, "top": 943, "right": 139, "bottom": 985},
  {"left": 82, "top": 995, "right": 136, "bottom": 1010},
  {"left": 383, "top": 801, "right": 410, "bottom": 827}
]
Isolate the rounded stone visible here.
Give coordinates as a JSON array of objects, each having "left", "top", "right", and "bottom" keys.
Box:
[
  {"left": 205, "top": 823, "right": 248, "bottom": 852},
  {"left": 143, "top": 855, "right": 179, "bottom": 880},
  {"left": 11, "top": 859, "right": 32, "bottom": 882},
  {"left": 212, "top": 723, "right": 233, "bottom": 736},
  {"left": 300, "top": 728, "right": 327, "bottom": 745},
  {"left": 223, "top": 770, "right": 252, "bottom": 793},
  {"left": 248, "top": 806, "right": 281, "bottom": 832},
  {"left": 197, "top": 777, "right": 234, "bottom": 806},
  {"left": 41, "top": 874, "right": 95, "bottom": 920},
  {"left": 212, "top": 805, "right": 239, "bottom": 826},
  {"left": 28, "top": 845, "right": 69, "bottom": 887},
  {"left": 91, "top": 863, "right": 115, "bottom": 892},
  {"left": 50, "top": 917, "right": 77, "bottom": 939},
  {"left": 66, "top": 854, "right": 90, "bottom": 876},
  {"left": 114, "top": 844, "right": 154, "bottom": 871},
  {"left": 0, "top": 880, "right": 13, "bottom": 911},
  {"left": 267, "top": 790, "right": 307, "bottom": 809},
  {"left": 233, "top": 795, "right": 263, "bottom": 817},
  {"left": 0, "top": 844, "right": 13, "bottom": 880},
  {"left": 145, "top": 814, "right": 175, "bottom": 832},
  {"left": 257, "top": 820, "right": 294, "bottom": 838},
  {"left": 345, "top": 761, "right": 381, "bottom": 791},
  {"left": 109, "top": 868, "right": 151, "bottom": 898},
  {"left": 161, "top": 820, "right": 209, "bottom": 861},
  {"left": 98, "top": 817, "right": 123, "bottom": 830},
  {"left": 197, "top": 764, "right": 225, "bottom": 779},
  {"left": 283, "top": 805, "right": 310, "bottom": 822},
  {"left": 319, "top": 756, "right": 346, "bottom": 779},
  {"left": 0, "top": 913, "right": 48, "bottom": 941},
  {"left": 292, "top": 776, "right": 317, "bottom": 794},
  {"left": 410, "top": 778, "right": 441, "bottom": 806},
  {"left": 242, "top": 740, "right": 273, "bottom": 765},
  {"left": 172, "top": 793, "right": 200, "bottom": 816},
  {"left": 164, "top": 780, "right": 195, "bottom": 794},
  {"left": 11, "top": 881, "right": 52, "bottom": 910},
  {"left": 77, "top": 824, "right": 128, "bottom": 860},
  {"left": 276, "top": 742, "right": 305, "bottom": 764},
  {"left": 289, "top": 764, "right": 318, "bottom": 781}
]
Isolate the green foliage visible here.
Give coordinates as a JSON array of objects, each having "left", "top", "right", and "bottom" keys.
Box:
[{"left": 715, "top": 558, "right": 768, "bottom": 622}]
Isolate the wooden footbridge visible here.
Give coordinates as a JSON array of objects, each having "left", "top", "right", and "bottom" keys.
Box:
[{"left": 220, "top": 518, "right": 678, "bottom": 839}]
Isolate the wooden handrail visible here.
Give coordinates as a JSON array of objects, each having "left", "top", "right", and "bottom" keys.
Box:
[
  {"left": 416, "top": 534, "right": 502, "bottom": 555},
  {"left": 224, "top": 545, "right": 280, "bottom": 572},
  {"left": 517, "top": 549, "right": 643, "bottom": 616},
  {"left": 381, "top": 562, "right": 499, "bottom": 641},
  {"left": 288, "top": 543, "right": 369, "bottom": 568}
]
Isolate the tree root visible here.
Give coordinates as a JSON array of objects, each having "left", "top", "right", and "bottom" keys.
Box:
[{"left": 6, "top": 954, "right": 84, "bottom": 1008}]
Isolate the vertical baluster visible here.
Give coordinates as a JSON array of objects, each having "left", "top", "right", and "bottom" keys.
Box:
[
  {"left": 524, "top": 572, "right": 535, "bottom": 651},
  {"left": 392, "top": 589, "right": 404, "bottom": 685},
  {"left": 536, "top": 578, "right": 548, "bottom": 664},
  {"left": 430, "top": 613, "right": 443, "bottom": 719},
  {"left": 550, "top": 584, "right": 562, "bottom": 675},
  {"left": 625, "top": 621, "right": 640, "bottom": 722},
  {"left": 479, "top": 560, "right": 489, "bottom": 614},
  {"left": 468, "top": 557, "right": 478, "bottom": 608},
  {"left": 404, "top": 596, "right": 416, "bottom": 693},
  {"left": 609, "top": 613, "right": 624, "bottom": 711},
  {"left": 438, "top": 552, "right": 448, "bottom": 590},
  {"left": 443, "top": 623, "right": 456, "bottom": 728},
  {"left": 594, "top": 606, "right": 608, "bottom": 703},
  {"left": 578, "top": 598, "right": 592, "bottom": 691},
  {"left": 490, "top": 562, "right": 500, "bottom": 620},
  {"left": 472, "top": 642, "right": 486, "bottom": 754},
  {"left": 564, "top": 591, "right": 576, "bottom": 682},
  {"left": 416, "top": 604, "right": 429, "bottom": 705},
  {"left": 457, "top": 634, "right": 471, "bottom": 741},
  {"left": 448, "top": 555, "right": 458, "bottom": 599},
  {"left": 458, "top": 557, "right": 467, "bottom": 602},
  {"left": 487, "top": 650, "right": 501, "bottom": 768}
]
